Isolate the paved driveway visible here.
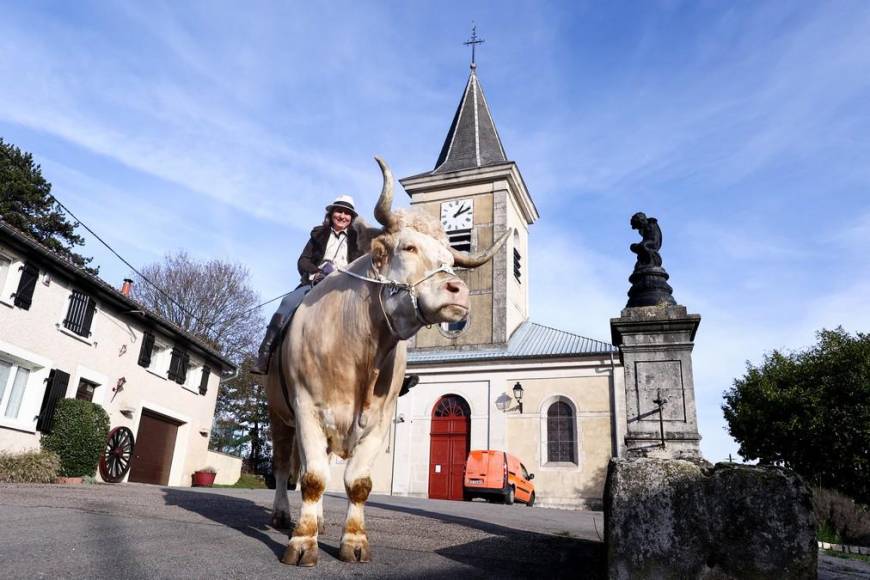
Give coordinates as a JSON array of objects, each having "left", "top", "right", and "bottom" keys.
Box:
[
  {"left": 0, "top": 483, "right": 603, "bottom": 579},
  {"left": 1, "top": 483, "right": 865, "bottom": 579}
]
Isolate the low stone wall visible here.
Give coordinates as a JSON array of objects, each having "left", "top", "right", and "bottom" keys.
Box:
[
  {"left": 205, "top": 450, "right": 242, "bottom": 486},
  {"left": 605, "top": 458, "right": 817, "bottom": 580}
]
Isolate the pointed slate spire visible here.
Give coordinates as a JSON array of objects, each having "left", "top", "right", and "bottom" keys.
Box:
[{"left": 433, "top": 65, "right": 509, "bottom": 174}]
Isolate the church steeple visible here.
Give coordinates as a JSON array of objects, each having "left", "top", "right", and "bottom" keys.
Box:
[{"left": 433, "top": 66, "right": 509, "bottom": 174}]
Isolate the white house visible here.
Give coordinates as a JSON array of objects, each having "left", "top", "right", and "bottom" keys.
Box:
[{"left": 0, "top": 219, "right": 239, "bottom": 486}]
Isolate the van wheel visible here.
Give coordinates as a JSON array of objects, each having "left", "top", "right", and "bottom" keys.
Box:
[
  {"left": 504, "top": 487, "right": 515, "bottom": 505},
  {"left": 527, "top": 492, "right": 535, "bottom": 507}
]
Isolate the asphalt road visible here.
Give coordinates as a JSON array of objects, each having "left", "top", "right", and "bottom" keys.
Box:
[
  {"left": 0, "top": 483, "right": 603, "bottom": 579},
  {"left": 1, "top": 483, "right": 866, "bottom": 579}
]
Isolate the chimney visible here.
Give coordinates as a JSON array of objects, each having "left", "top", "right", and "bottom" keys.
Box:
[{"left": 120, "top": 278, "right": 133, "bottom": 297}]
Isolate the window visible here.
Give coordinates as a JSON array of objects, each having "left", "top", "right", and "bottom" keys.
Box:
[
  {"left": 0, "top": 359, "right": 30, "bottom": 419},
  {"left": 63, "top": 289, "right": 96, "bottom": 337},
  {"left": 440, "top": 318, "right": 468, "bottom": 336},
  {"left": 75, "top": 378, "right": 98, "bottom": 402},
  {"left": 513, "top": 230, "right": 522, "bottom": 283},
  {"left": 546, "top": 401, "right": 576, "bottom": 464},
  {"left": 447, "top": 229, "right": 472, "bottom": 253},
  {"left": 0, "top": 256, "right": 11, "bottom": 299}
]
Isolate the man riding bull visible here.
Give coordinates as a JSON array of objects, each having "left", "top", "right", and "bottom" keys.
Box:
[{"left": 251, "top": 195, "right": 419, "bottom": 397}]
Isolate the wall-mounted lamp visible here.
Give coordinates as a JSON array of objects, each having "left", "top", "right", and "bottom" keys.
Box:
[
  {"left": 513, "top": 382, "right": 524, "bottom": 414},
  {"left": 395, "top": 413, "right": 406, "bottom": 424},
  {"left": 114, "top": 376, "right": 127, "bottom": 392}
]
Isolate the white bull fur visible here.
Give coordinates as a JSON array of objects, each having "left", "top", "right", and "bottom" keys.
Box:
[{"left": 265, "top": 158, "right": 508, "bottom": 567}]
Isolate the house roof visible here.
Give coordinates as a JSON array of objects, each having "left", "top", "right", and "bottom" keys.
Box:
[
  {"left": 407, "top": 320, "right": 617, "bottom": 366},
  {"left": 431, "top": 66, "right": 509, "bottom": 175},
  {"left": 0, "top": 219, "right": 235, "bottom": 372}
]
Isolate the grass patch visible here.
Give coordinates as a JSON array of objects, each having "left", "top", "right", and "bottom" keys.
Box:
[
  {"left": 822, "top": 549, "right": 870, "bottom": 563},
  {"left": 214, "top": 473, "right": 268, "bottom": 489}
]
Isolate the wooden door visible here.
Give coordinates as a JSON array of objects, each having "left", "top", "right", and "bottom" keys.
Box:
[
  {"left": 428, "top": 395, "right": 470, "bottom": 501},
  {"left": 129, "top": 411, "right": 180, "bottom": 485}
]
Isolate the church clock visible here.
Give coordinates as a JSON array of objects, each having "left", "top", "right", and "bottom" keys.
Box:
[{"left": 440, "top": 199, "right": 474, "bottom": 231}]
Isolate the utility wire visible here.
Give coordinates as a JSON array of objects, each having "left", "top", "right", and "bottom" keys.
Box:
[
  {"left": 48, "top": 194, "right": 210, "bottom": 325},
  {"left": 50, "top": 194, "right": 300, "bottom": 337}
]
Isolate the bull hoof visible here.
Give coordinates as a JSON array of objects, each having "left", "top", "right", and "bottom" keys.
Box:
[
  {"left": 271, "top": 511, "right": 292, "bottom": 530},
  {"left": 281, "top": 537, "right": 319, "bottom": 567},
  {"left": 339, "top": 536, "right": 370, "bottom": 563}
]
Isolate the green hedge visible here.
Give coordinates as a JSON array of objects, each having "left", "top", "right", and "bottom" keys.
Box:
[
  {"left": 41, "top": 399, "right": 110, "bottom": 477},
  {"left": 0, "top": 450, "right": 61, "bottom": 483}
]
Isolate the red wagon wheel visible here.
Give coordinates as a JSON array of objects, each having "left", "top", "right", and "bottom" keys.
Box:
[{"left": 99, "top": 426, "right": 135, "bottom": 483}]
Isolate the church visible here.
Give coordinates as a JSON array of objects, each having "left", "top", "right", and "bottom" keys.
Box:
[{"left": 328, "top": 61, "right": 627, "bottom": 510}]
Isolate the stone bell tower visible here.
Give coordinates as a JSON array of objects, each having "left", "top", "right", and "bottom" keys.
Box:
[{"left": 400, "top": 62, "right": 539, "bottom": 351}]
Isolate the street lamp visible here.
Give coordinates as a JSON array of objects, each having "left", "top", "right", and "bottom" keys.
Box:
[{"left": 512, "top": 382, "right": 524, "bottom": 414}]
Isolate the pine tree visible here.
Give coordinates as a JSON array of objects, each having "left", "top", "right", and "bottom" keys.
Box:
[
  {"left": 0, "top": 138, "right": 96, "bottom": 273},
  {"left": 213, "top": 356, "right": 272, "bottom": 473}
]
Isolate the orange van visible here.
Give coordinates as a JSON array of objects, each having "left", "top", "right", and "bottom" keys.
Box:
[{"left": 463, "top": 450, "right": 535, "bottom": 506}]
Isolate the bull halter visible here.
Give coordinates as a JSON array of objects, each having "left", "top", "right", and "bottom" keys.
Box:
[{"left": 337, "top": 262, "right": 459, "bottom": 340}]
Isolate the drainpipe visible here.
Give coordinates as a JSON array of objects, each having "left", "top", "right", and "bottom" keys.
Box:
[{"left": 389, "top": 397, "right": 400, "bottom": 496}]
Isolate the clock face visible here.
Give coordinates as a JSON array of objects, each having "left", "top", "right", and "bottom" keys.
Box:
[{"left": 440, "top": 199, "right": 474, "bottom": 231}]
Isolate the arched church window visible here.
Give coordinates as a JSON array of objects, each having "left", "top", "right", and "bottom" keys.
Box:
[
  {"left": 433, "top": 395, "right": 470, "bottom": 418},
  {"left": 513, "top": 229, "right": 522, "bottom": 283},
  {"left": 547, "top": 401, "right": 576, "bottom": 463},
  {"left": 440, "top": 317, "right": 468, "bottom": 337}
]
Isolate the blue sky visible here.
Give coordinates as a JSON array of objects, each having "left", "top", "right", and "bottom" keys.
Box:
[{"left": 2, "top": 1, "right": 869, "bottom": 461}]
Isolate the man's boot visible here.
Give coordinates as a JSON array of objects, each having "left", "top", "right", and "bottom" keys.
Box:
[
  {"left": 399, "top": 374, "right": 419, "bottom": 397},
  {"left": 251, "top": 313, "right": 284, "bottom": 375}
]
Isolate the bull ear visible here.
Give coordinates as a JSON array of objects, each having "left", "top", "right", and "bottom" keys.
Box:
[
  {"left": 451, "top": 229, "right": 512, "bottom": 269},
  {"left": 370, "top": 236, "right": 390, "bottom": 270}
]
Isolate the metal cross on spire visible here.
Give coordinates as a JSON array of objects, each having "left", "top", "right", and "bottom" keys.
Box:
[{"left": 464, "top": 23, "right": 485, "bottom": 68}]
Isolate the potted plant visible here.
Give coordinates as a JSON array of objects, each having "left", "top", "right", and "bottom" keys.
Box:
[{"left": 192, "top": 466, "right": 217, "bottom": 487}]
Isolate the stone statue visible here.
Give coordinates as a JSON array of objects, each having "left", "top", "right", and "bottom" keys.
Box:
[
  {"left": 626, "top": 212, "right": 676, "bottom": 308},
  {"left": 629, "top": 212, "right": 663, "bottom": 269}
]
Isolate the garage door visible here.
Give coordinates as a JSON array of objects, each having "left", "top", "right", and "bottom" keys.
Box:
[{"left": 129, "top": 410, "right": 181, "bottom": 485}]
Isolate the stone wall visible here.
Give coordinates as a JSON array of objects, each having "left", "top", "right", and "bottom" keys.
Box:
[{"left": 605, "top": 458, "right": 817, "bottom": 579}]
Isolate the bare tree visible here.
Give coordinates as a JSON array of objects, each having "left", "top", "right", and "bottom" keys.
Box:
[{"left": 130, "top": 251, "right": 263, "bottom": 362}]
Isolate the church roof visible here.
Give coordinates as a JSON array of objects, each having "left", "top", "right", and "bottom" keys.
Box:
[
  {"left": 432, "top": 66, "right": 509, "bottom": 174},
  {"left": 407, "top": 321, "right": 617, "bottom": 366}
]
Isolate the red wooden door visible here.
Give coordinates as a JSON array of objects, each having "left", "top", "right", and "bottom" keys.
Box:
[{"left": 428, "top": 395, "right": 470, "bottom": 501}]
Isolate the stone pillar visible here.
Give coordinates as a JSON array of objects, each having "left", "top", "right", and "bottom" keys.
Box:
[{"left": 610, "top": 304, "right": 701, "bottom": 459}]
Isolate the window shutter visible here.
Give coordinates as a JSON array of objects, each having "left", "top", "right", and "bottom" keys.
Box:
[
  {"left": 168, "top": 348, "right": 182, "bottom": 382},
  {"left": 13, "top": 262, "right": 39, "bottom": 310},
  {"left": 179, "top": 351, "right": 190, "bottom": 384},
  {"left": 199, "top": 366, "right": 211, "bottom": 395},
  {"left": 81, "top": 296, "right": 97, "bottom": 336},
  {"left": 37, "top": 369, "right": 70, "bottom": 433},
  {"left": 138, "top": 332, "right": 155, "bottom": 367}
]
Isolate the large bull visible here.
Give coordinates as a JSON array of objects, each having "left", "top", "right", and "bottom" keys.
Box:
[{"left": 266, "top": 157, "right": 508, "bottom": 566}]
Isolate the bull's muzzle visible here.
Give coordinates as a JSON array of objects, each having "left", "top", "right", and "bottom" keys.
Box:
[{"left": 440, "top": 277, "right": 470, "bottom": 318}]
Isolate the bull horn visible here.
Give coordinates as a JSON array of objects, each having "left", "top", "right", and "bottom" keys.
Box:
[
  {"left": 451, "top": 229, "right": 512, "bottom": 268},
  {"left": 373, "top": 156, "right": 399, "bottom": 232}
]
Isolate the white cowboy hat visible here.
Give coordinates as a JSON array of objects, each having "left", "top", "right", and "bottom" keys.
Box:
[{"left": 325, "top": 195, "right": 357, "bottom": 217}]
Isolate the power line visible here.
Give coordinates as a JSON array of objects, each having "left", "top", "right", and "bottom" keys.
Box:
[{"left": 48, "top": 193, "right": 209, "bottom": 325}]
